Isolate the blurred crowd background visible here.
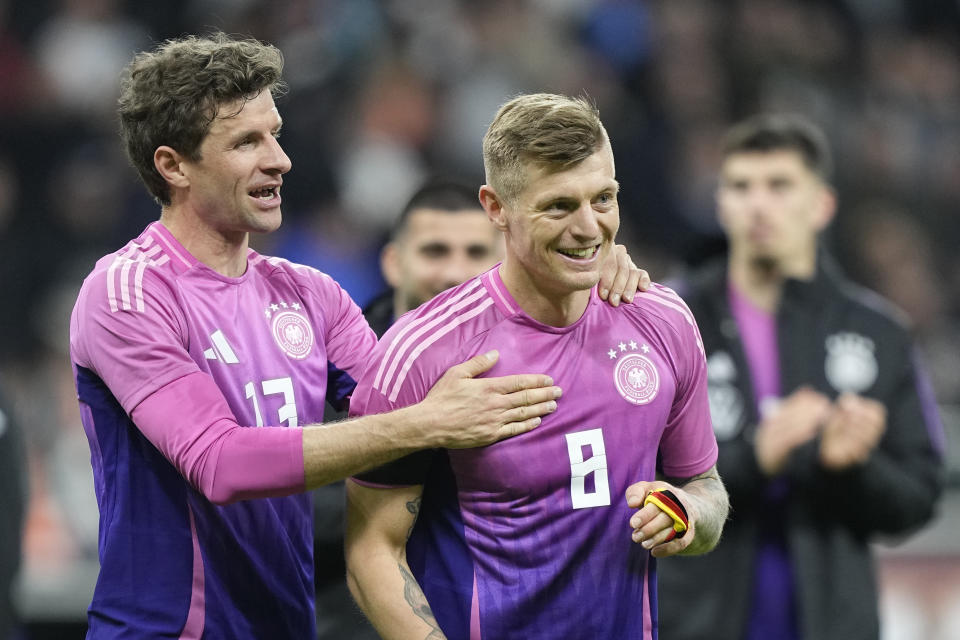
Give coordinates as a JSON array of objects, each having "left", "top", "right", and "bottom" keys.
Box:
[{"left": 0, "top": 0, "right": 958, "bottom": 638}]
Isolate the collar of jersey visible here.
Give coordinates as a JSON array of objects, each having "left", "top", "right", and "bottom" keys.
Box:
[{"left": 482, "top": 264, "right": 597, "bottom": 334}]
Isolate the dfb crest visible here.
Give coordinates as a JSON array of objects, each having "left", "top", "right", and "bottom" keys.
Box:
[{"left": 609, "top": 340, "right": 660, "bottom": 405}]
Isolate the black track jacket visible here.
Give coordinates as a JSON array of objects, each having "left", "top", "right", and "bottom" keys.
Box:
[{"left": 657, "top": 255, "right": 945, "bottom": 640}]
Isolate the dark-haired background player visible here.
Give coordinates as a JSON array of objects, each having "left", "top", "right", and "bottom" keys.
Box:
[{"left": 657, "top": 113, "right": 945, "bottom": 640}]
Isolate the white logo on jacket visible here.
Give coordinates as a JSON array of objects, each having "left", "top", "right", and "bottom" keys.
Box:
[
  {"left": 824, "top": 332, "right": 878, "bottom": 393},
  {"left": 706, "top": 351, "right": 745, "bottom": 441}
]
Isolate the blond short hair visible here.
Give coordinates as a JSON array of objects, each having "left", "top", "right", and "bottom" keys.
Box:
[{"left": 482, "top": 93, "right": 608, "bottom": 203}]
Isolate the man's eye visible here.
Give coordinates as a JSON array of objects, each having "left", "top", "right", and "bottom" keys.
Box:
[
  {"left": 467, "top": 246, "right": 491, "bottom": 260},
  {"left": 420, "top": 245, "right": 450, "bottom": 258}
]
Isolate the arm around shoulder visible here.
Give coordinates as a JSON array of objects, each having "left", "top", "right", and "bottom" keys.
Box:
[{"left": 306, "top": 350, "right": 561, "bottom": 488}]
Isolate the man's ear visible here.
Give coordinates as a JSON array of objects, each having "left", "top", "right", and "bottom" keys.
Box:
[
  {"left": 380, "top": 242, "right": 402, "bottom": 288},
  {"left": 154, "top": 145, "right": 190, "bottom": 191},
  {"left": 479, "top": 185, "right": 508, "bottom": 232},
  {"left": 812, "top": 185, "right": 837, "bottom": 233}
]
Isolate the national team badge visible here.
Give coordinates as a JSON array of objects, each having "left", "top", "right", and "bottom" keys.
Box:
[
  {"left": 265, "top": 301, "right": 314, "bottom": 359},
  {"left": 706, "top": 351, "right": 744, "bottom": 441},
  {"left": 824, "top": 332, "right": 878, "bottom": 393},
  {"left": 608, "top": 339, "right": 659, "bottom": 405}
]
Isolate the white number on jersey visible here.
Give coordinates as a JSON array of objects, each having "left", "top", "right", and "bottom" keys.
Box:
[
  {"left": 565, "top": 428, "right": 611, "bottom": 509},
  {"left": 244, "top": 376, "right": 299, "bottom": 427}
]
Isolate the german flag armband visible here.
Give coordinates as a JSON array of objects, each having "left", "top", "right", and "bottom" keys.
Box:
[{"left": 643, "top": 489, "right": 689, "bottom": 542}]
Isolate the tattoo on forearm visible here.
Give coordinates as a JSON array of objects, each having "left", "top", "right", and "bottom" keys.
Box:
[
  {"left": 406, "top": 496, "right": 422, "bottom": 540},
  {"left": 399, "top": 562, "right": 445, "bottom": 639},
  {"left": 664, "top": 466, "right": 730, "bottom": 555}
]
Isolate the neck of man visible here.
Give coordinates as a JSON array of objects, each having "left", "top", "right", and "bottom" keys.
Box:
[
  {"left": 392, "top": 290, "right": 415, "bottom": 319},
  {"left": 727, "top": 246, "right": 817, "bottom": 313},
  {"left": 498, "top": 260, "right": 591, "bottom": 328},
  {"left": 160, "top": 207, "right": 250, "bottom": 278}
]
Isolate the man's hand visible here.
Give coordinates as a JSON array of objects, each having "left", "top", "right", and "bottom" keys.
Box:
[
  {"left": 625, "top": 465, "right": 728, "bottom": 558},
  {"left": 755, "top": 387, "right": 831, "bottom": 476},
  {"left": 598, "top": 244, "right": 651, "bottom": 307},
  {"left": 420, "top": 350, "right": 562, "bottom": 449},
  {"left": 626, "top": 481, "right": 697, "bottom": 558},
  {"left": 819, "top": 393, "right": 886, "bottom": 470}
]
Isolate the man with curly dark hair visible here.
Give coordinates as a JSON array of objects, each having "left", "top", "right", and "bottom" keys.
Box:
[{"left": 70, "top": 34, "right": 649, "bottom": 638}]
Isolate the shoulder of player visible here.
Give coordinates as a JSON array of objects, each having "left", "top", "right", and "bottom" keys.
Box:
[
  {"left": 71, "top": 242, "right": 187, "bottom": 365},
  {"left": 386, "top": 278, "right": 500, "bottom": 354},
  {"left": 248, "top": 252, "right": 352, "bottom": 306},
  {"left": 251, "top": 252, "right": 336, "bottom": 287},
  {"left": 76, "top": 239, "right": 182, "bottom": 314},
  {"left": 371, "top": 279, "right": 501, "bottom": 396},
  {"left": 625, "top": 283, "right": 698, "bottom": 327}
]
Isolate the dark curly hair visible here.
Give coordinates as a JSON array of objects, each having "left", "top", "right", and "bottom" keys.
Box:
[{"left": 117, "top": 32, "right": 287, "bottom": 205}]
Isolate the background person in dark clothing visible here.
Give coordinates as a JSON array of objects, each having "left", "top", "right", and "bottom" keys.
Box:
[
  {"left": 657, "top": 114, "right": 945, "bottom": 640},
  {"left": 364, "top": 179, "right": 504, "bottom": 336}
]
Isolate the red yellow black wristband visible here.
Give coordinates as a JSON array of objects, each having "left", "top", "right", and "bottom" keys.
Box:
[{"left": 643, "top": 489, "right": 689, "bottom": 542}]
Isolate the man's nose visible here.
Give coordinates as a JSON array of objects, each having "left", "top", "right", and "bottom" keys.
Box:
[
  {"left": 570, "top": 203, "right": 602, "bottom": 238},
  {"left": 441, "top": 254, "right": 481, "bottom": 288},
  {"left": 744, "top": 186, "right": 775, "bottom": 213},
  {"left": 264, "top": 135, "right": 292, "bottom": 174}
]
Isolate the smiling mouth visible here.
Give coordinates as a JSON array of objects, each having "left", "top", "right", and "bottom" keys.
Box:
[
  {"left": 557, "top": 245, "right": 599, "bottom": 259},
  {"left": 250, "top": 186, "right": 278, "bottom": 200}
]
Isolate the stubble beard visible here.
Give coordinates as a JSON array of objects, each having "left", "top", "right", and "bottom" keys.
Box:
[{"left": 748, "top": 254, "right": 780, "bottom": 277}]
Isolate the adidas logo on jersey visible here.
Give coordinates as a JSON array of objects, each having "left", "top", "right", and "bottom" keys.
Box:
[{"left": 204, "top": 329, "right": 239, "bottom": 364}]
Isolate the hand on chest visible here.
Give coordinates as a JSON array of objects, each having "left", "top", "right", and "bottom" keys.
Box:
[{"left": 451, "top": 329, "right": 676, "bottom": 509}]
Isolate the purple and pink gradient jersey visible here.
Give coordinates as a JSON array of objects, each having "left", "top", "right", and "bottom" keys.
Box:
[
  {"left": 349, "top": 266, "right": 718, "bottom": 640},
  {"left": 69, "top": 221, "right": 376, "bottom": 639}
]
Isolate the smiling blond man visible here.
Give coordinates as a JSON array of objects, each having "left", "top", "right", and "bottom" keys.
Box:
[{"left": 344, "top": 94, "right": 730, "bottom": 640}]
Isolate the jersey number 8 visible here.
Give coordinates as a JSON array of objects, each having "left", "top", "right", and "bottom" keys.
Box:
[{"left": 565, "top": 428, "right": 611, "bottom": 509}]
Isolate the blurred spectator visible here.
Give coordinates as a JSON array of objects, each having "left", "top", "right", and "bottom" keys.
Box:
[
  {"left": 337, "top": 61, "right": 434, "bottom": 229},
  {"left": 0, "top": 0, "right": 48, "bottom": 116},
  {"left": 0, "top": 381, "right": 27, "bottom": 640},
  {"left": 33, "top": 0, "right": 149, "bottom": 122}
]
